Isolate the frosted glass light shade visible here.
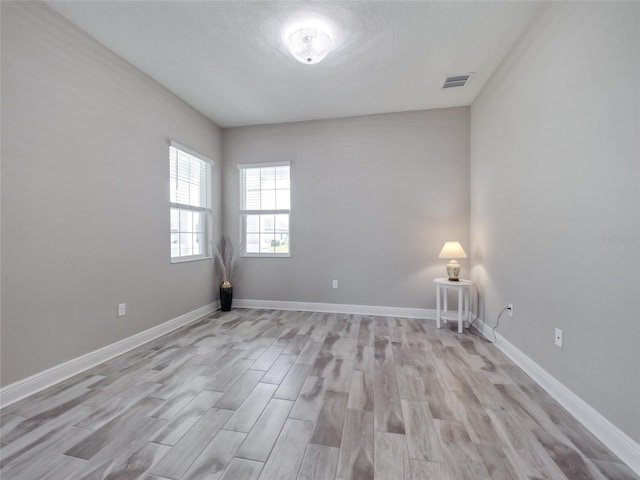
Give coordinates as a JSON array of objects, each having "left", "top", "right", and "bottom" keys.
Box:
[
  {"left": 288, "top": 28, "right": 331, "bottom": 65},
  {"left": 438, "top": 241, "right": 467, "bottom": 259}
]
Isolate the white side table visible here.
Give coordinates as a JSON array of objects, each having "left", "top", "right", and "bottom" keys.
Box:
[{"left": 434, "top": 278, "right": 473, "bottom": 333}]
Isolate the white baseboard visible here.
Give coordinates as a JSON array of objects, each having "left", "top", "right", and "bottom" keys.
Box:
[
  {"left": 233, "top": 298, "right": 436, "bottom": 320},
  {"left": 473, "top": 318, "right": 640, "bottom": 476},
  {"left": 0, "top": 302, "right": 219, "bottom": 409}
]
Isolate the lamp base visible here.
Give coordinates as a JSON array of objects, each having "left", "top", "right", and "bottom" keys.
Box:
[{"left": 446, "top": 260, "right": 461, "bottom": 282}]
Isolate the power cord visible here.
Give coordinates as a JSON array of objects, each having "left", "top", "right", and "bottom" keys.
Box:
[
  {"left": 467, "top": 287, "right": 509, "bottom": 343},
  {"left": 449, "top": 283, "right": 509, "bottom": 344},
  {"left": 466, "top": 283, "right": 486, "bottom": 341}
]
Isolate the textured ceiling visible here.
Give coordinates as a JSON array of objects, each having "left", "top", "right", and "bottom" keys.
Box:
[{"left": 46, "top": 1, "right": 542, "bottom": 128}]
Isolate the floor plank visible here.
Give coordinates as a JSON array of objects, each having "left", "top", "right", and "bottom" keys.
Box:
[
  {"left": 261, "top": 353, "right": 297, "bottom": 384},
  {"left": 213, "top": 369, "right": 265, "bottom": 410},
  {"left": 235, "top": 398, "right": 293, "bottom": 462},
  {"left": 65, "top": 397, "right": 163, "bottom": 460},
  {"left": 290, "top": 376, "right": 327, "bottom": 423},
  {"left": 219, "top": 457, "right": 264, "bottom": 480},
  {"left": 251, "top": 346, "right": 285, "bottom": 371},
  {"left": 223, "top": 382, "right": 277, "bottom": 432},
  {"left": 298, "top": 444, "right": 340, "bottom": 480},
  {"left": 274, "top": 364, "right": 312, "bottom": 401},
  {"left": 336, "top": 409, "right": 374, "bottom": 480},
  {"left": 310, "top": 391, "right": 349, "bottom": 448},
  {"left": 400, "top": 399, "right": 444, "bottom": 463},
  {"left": 150, "top": 389, "right": 222, "bottom": 446},
  {"left": 347, "top": 369, "right": 374, "bottom": 412},
  {"left": 148, "top": 408, "right": 233, "bottom": 479},
  {"left": 373, "top": 431, "right": 406, "bottom": 480},
  {"left": 1, "top": 425, "right": 92, "bottom": 479},
  {"left": 258, "top": 418, "right": 313, "bottom": 480},
  {"left": 183, "top": 429, "right": 247, "bottom": 480},
  {"left": 77, "top": 439, "right": 171, "bottom": 480},
  {"left": 408, "top": 459, "right": 453, "bottom": 480}
]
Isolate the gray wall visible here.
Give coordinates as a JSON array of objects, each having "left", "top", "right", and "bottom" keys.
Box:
[
  {"left": 470, "top": 2, "right": 640, "bottom": 442},
  {"left": 222, "top": 108, "right": 470, "bottom": 309},
  {"left": 1, "top": 2, "right": 222, "bottom": 386}
]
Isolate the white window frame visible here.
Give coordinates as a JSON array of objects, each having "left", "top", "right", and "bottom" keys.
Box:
[
  {"left": 169, "top": 141, "right": 213, "bottom": 263},
  {"left": 238, "top": 161, "right": 291, "bottom": 258}
]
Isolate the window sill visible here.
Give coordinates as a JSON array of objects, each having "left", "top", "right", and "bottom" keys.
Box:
[
  {"left": 240, "top": 253, "right": 291, "bottom": 258},
  {"left": 171, "top": 255, "right": 213, "bottom": 264}
]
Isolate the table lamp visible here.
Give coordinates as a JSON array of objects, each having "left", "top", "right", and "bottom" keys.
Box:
[{"left": 438, "top": 241, "right": 467, "bottom": 281}]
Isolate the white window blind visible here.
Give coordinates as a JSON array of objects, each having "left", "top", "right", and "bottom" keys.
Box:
[
  {"left": 169, "top": 143, "right": 212, "bottom": 261},
  {"left": 239, "top": 162, "right": 290, "bottom": 256}
]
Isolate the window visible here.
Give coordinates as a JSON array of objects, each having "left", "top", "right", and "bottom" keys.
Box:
[
  {"left": 239, "top": 162, "right": 290, "bottom": 256},
  {"left": 169, "top": 142, "right": 212, "bottom": 262}
]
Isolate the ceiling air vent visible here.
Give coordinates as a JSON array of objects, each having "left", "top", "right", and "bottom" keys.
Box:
[{"left": 442, "top": 73, "right": 473, "bottom": 89}]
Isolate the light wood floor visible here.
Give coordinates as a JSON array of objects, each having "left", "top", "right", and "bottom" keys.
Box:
[{"left": 1, "top": 309, "right": 637, "bottom": 480}]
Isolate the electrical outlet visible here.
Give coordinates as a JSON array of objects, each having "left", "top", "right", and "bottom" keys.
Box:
[
  {"left": 508, "top": 303, "right": 513, "bottom": 317},
  {"left": 332, "top": 280, "right": 338, "bottom": 289},
  {"left": 555, "top": 328, "right": 563, "bottom": 348},
  {"left": 118, "top": 303, "right": 126, "bottom": 317}
]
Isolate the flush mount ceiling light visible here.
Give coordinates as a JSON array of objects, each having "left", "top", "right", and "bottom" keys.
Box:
[{"left": 288, "top": 28, "right": 332, "bottom": 65}]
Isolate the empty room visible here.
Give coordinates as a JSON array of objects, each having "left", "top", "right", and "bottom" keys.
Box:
[{"left": 1, "top": 1, "right": 639, "bottom": 479}]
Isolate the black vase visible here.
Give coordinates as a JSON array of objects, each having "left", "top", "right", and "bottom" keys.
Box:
[{"left": 220, "top": 285, "right": 233, "bottom": 311}]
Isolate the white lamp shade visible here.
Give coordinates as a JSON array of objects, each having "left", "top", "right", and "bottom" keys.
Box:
[
  {"left": 438, "top": 241, "right": 467, "bottom": 259},
  {"left": 288, "top": 28, "right": 331, "bottom": 65}
]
